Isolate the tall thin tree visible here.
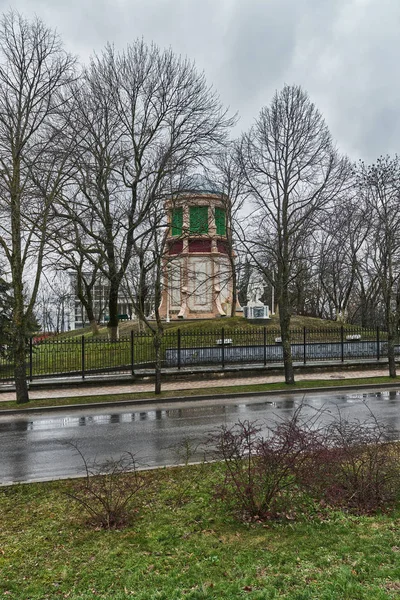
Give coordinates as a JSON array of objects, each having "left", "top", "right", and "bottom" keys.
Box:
[
  {"left": 356, "top": 156, "right": 400, "bottom": 377},
  {"left": 238, "top": 85, "right": 349, "bottom": 384},
  {"left": 0, "top": 11, "right": 75, "bottom": 402}
]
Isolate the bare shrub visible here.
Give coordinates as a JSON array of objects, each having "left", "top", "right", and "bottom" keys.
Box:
[
  {"left": 208, "top": 409, "right": 319, "bottom": 520},
  {"left": 209, "top": 405, "right": 400, "bottom": 520},
  {"left": 66, "top": 448, "right": 147, "bottom": 529},
  {"left": 298, "top": 411, "right": 400, "bottom": 512}
]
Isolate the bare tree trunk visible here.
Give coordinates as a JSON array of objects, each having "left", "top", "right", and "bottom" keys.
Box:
[
  {"left": 11, "top": 172, "right": 29, "bottom": 403},
  {"left": 279, "top": 285, "right": 294, "bottom": 384},
  {"left": 89, "top": 318, "right": 99, "bottom": 335},
  {"left": 387, "top": 331, "right": 396, "bottom": 377},
  {"left": 13, "top": 306, "right": 29, "bottom": 403},
  {"left": 107, "top": 280, "right": 119, "bottom": 341},
  {"left": 359, "top": 289, "right": 368, "bottom": 329},
  {"left": 14, "top": 332, "right": 29, "bottom": 403},
  {"left": 153, "top": 327, "right": 163, "bottom": 395},
  {"left": 77, "top": 291, "right": 99, "bottom": 335},
  {"left": 387, "top": 300, "right": 397, "bottom": 378},
  {"left": 230, "top": 254, "right": 238, "bottom": 318}
]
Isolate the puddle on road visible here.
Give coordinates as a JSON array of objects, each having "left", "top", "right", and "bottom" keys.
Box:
[{"left": 1, "top": 389, "right": 399, "bottom": 433}]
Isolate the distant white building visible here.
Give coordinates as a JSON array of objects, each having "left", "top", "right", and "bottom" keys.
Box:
[{"left": 69, "top": 272, "right": 132, "bottom": 329}]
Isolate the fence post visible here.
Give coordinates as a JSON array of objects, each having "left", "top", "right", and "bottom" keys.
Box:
[
  {"left": 29, "top": 337, "right": 33, "bottom": 382},
  {"left": 81, "top": 335, "right": 85, "bottom": 380},
  {"left": 303, "top": 327, "right": 307, "bottom": 365},
  {"left": 263, "top": 327, "right": 267, "bottom": 366},
  {"left": 340, "top": 326, "right": 344, "bottom": 363},
  {"left": 377, "top": 326, "right": 380, "bottom": 361},
  {"left": 177, "top": 328, "right": 181, "bottom": 370},
  {"left": 130, "top": 330, "right": 134, "bottom": 376},
  {"left": 221, "top": 327, "right": 225, "bottom": 369}
]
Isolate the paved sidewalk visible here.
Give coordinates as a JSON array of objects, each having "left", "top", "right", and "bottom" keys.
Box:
[{"left": 0, "top": 367, "right": 392, "bottom": 402}]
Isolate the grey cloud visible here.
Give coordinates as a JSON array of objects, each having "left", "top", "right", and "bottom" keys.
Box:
[{"left": 1, "top": 0, "right": 400, "bottom": 162}]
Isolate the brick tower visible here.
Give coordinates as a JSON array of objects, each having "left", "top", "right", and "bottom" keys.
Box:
[{"left": 159, "top": 176, "right": 235, "bottom": 320}]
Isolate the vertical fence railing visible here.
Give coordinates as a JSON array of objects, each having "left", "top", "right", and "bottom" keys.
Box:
[
  {"left": 130, "top": 330, "right": 134, "bottom": 375},
  {"left": 177, "top": 328, "right": 181, "bottom": 370},
  {"left": 303, "top": 327, "right": 307, "bottom": 365},
  {"left": 29, "top": 337, "right": 33, "bottom": 381},
  {"left": 221, "top": 328, "right": 225, "bottom": 369},
  {"left": 340, "top": 326, "right": 344, "bottom": 363},
  {"left": 263, "top": 327, "right": 267, "bottom": 366},
  {"left": 377, "top": 326, "right": 380, "bottom": 361},
  {"left": 81, "top": 335, "right": 85, "bottom": 379}
]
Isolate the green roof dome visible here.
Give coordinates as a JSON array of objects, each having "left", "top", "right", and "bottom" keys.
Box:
[{"left": 179, "top": 173, "right": 222, "bottom": 195}]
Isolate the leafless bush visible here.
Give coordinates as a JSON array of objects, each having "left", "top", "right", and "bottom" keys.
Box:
[
  {"left": 297, "top": 410, "right": 400, "bottom": 512},
  {"left": 209, "top": 405, "right": 400, "bottom": 520},
  {"left": 66, "top": 447, "right": 147, "bottom": 529},
  {"left": 208, "top": 408, "right": 320, "bottom": 520}
]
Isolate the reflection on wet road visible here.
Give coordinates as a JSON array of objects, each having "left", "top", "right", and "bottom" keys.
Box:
[{"left": 0, "top": 388, "right": 399, "bottom": 484}]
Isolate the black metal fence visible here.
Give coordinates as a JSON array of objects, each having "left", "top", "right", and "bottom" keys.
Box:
[{"left": 0, "top": 326, "right": 396, "bottom": 383}]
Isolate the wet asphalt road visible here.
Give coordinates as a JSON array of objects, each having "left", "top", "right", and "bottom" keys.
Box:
[{"left": 0, "top": 387, "right": 399, "bottom": 485}]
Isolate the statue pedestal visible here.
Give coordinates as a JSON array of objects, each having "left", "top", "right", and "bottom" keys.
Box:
[{"left": 243, "top": 304, "right": 270, "bottom": 320}]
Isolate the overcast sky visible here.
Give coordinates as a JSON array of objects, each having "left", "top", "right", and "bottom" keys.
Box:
[{"left": 2, "top": 0, "right": 399, "bottom": 162}]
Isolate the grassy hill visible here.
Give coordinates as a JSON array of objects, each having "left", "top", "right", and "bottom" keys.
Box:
[{"left": 59, "top": 314, "right": 362, "bottom": 339}]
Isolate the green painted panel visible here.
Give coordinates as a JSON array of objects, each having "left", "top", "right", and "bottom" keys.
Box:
[
  {"left": 189, "top": 206, "right": 208, "bottom": 234},
  {"left": 215, "top": 207, "right": 226, "bottom": 236},
  {"left": 171, "top": 207, "right": 183, "bottom": 236}
]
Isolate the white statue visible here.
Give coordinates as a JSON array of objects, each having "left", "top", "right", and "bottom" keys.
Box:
[{"left": 247, "top": 272, "right": 265, "bottom": 306}]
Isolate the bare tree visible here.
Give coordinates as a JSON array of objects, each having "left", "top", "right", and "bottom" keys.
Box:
[
  {"left": 238, "top": 85, "right": 349, "bottom": 384},
  {"left": 205, "top": 144, "right": 247, "bottom": 317},
  {"left": 36, "top": 272, "right": 73, "bottom": 333},
  {"left": 236, "top": 253, "right": 253, "bottom": 308},
  {"left": 121, "top": 223, "right": 157, "bottom": 325},
  {"left": 55, "top": 41, "right": 233, "bottom": 342},
  {"left": 286, "top": 238, "right": 316, "bottom": 317},
  {"left": 356, "top": 156, "right": 400, "bottom": 377},
  {"left": 0, "top": 11, "right": 75, "bottom": 403},
  {"left": 118, "top": 199, "right": 172, "bottom": 394},
  {"left": 352, "top": 253, "right": 381, "bottom": 328},
  {"left": 317, "top": 193, "right": 368, "bottom": 322},
  {"left": 48, "top": 216, "right": 108, "bottom": 334}
]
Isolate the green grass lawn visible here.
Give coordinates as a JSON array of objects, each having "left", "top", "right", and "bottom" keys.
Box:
[{"left": 0, "top": 464, "right": 399, "bottom": 599}]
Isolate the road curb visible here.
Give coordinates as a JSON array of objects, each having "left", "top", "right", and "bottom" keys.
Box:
[{"left": 0, "top": 381, "right": 399, "bottom": 416}]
